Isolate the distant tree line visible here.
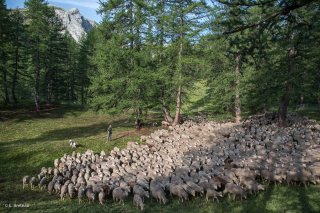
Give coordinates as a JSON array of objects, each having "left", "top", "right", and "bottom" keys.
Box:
[{"left": 0, "top": 0, "right": 319, "bottom": 126}]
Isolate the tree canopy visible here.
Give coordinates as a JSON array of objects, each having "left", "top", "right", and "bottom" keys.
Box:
[{"left": 0, "top": 0, "right": 319, "bottom": 126}]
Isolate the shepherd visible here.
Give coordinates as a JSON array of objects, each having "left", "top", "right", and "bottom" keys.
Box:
[{"left": 107, "top": 124, "right": 112, "bottom": 142}]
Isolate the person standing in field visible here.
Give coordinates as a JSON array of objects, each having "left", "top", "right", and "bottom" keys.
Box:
[{"left": 107, "top": 124, "right": 112, "bottom": 142}]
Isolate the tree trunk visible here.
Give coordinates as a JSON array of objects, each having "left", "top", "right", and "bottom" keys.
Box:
[
  {"left": 278, "top": 34, "right": 295, "bottom": 127},
  {"left": 173, "top": 10, "right": 184, "bottom": 126},
  {"left": 2, "top": 68, "right": 10, "bottom": 105},
  {"left": 135, "top": 108, "right": 143, "bottom": 130},
  {"left": 173, "top": 85, "right": 182, "bottom": 126},
  {"left": 45, "top": 72, "right": 52, "bottom": 104},
  {"left": 34, "top": 48, "right": 40, "bottom": 112},
  {"left": 278, "top": 93, "right": 289, "bottom": 127},
  {"left": 163, "top": 106, "right": 173, "bottom": 123},
  {"left": 12, "top": 33, "right": 19, "bottom": 104},
  {"left": 11, "top": 68, "right": 18, "bottom": 104},
  {"left": 160, "top": 85, "right": 173, "bottom": 123},
  {"left": 70, "top": 71, "right": 75, "bottom": 101},
  {"left": 45, "top": 39, "right": 53, "bottom": 104},
  {"left": 81, "top": 82, "right": 85, "bottom": 106},
  {"left": 235, "top": 52, "right": 241, "bottom": 123}
]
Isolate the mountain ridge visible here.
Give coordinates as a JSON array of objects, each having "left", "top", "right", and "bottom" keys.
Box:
[
  {"left": 15, "top": 6, "right": 96, "bottom": 43},
  {"left": 53, "top": 7, "right": 96, "bottom": 42}
]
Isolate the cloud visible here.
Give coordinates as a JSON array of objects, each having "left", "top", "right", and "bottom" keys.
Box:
[{"left": 49, "top": 0, "right": 100, "bottom": 9}]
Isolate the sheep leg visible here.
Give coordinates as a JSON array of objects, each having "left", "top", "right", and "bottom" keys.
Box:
[{"left": 303, "top": 182, "right": 307, "bottom": 188}]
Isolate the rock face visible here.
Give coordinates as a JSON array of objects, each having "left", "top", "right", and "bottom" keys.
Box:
[{"left": 54, "top": 7, "right": 96, "bottom": 42}]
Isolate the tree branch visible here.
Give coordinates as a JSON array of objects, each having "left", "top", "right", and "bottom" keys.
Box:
[
  {"left": 216, "top": 0, "right": 274, "bottom": 7},
  {"left": 223, "top": 0, "right": 316, "bottom": 34}
]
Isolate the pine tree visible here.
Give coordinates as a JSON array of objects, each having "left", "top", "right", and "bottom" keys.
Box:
[
  {"left": 215, "top": 0, "right": 319, "bottom": 126},
  {"left": 24, "top": 0, "right": 50, "bottom": 111},
  {"left": 0, "top": 0, "right": 10, "bottom": 104},
  {"left": 156, "top": 0, "right": 208, "bottom": 125},
  {"left": 42, "top": 6, "right": 66, "bottom": 104},
  {"left": 8, "top": 9, "right": 28, "bottom": 104},
  {"left": 92, "top": 0, "right": 155, "bottom": 121}
]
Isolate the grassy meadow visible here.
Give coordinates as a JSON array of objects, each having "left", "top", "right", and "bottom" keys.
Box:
[{"left": 0, "top": 105, "right": 319, "bottom": 213}]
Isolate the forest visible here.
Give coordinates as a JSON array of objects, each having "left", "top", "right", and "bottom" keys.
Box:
[
  {"left": 0, "top": 0, "right": 319, "bottom": 125},
  {"left": 1, "top": 1, "right": 320, "bottom": 212}
]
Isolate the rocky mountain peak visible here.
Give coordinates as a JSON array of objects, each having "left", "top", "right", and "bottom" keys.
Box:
[
  {"left": 69, "top": 8, "right": 80, "bottom": 15},
  {"left": 54, "top": 7, "right": 96, "bottom": 43}
]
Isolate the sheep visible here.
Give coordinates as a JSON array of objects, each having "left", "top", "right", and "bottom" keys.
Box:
[
  {"left": 53, "top": 168, "right": 59, "bottom": 176},
  {"left": 71, "top": 175, "right": 77, "bottom": 185},
  {"left": 112, "top": 187, "right": 128, "bottom": 204},
  {"left": 206, "top": 189, "right": 222, "bottom": 202},
  {"left": 39, "top": 177, "right": 47, "bottom": 190},
  {"left": 68, "top": 183, "right": 75, "bottom": 198},
  {"left": 40, "top": 167, "right": 48, "bottom": 175},
  {"left": 48, "top": 181, "right": 55, "bottom": 194},
  {"left": 241, "top": 179, "right": 258, "bottom": 195},
  {"left": 170, "top": 184, "right": 188, "bottom": 202},
  {"left": 38, "top": 172, "right": 45, "bottom": 181},
  {"left": 257, "top": 184, "right": 265, "bottom": 191},
  {"left": 78, "top": 185, "right": 86, "bottom": 204},
  {"left": 47, "top": 167, "right": 53, "bottom": 175},
  {"left": 286, "top": 170, "right": 300, "bottom": 185},
  {"left": 150, "top": 181, "right": 167, "bottom": 204},
  {"left": 185, "top": 181, "right": 204, "bottom": 196},
  {"left": 54, "top": 182, "right": 62, "bottom": 194},
  {"left": 133, "top": 184, "right": 149, "bottom": 200},
  {"left": 92, "top": 184, "right": 103, "bottom": 194},
  {"left": 22, "top": 176, "right": 29, "bottom": 189},
  {"left": 223, "top": 183, "right": 247, "bottom": 200},
  {"left": 86, "top": 187, "right": 96, "bottom": 203},
  {"left": 133, "top": 194, "right": 144, "bottom": 211},
  {"left": 181, "top": 184, "right": 196, "bottom": 197},
  {"left": 60, "top": 184, "right": 68, "bottom": 200},
  {"left": 23, "top": 114, "right": 320, "bottom": 207},
  {"left": 98, "top": 189, "right": 105, "bottom": 205},
  {"left": 30, "top": 177, "right": 37, "bottom": 189}
]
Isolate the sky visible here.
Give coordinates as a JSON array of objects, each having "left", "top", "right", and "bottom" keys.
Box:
[{"left": 6, "top": 0, "right": 102, "bottom": 23}]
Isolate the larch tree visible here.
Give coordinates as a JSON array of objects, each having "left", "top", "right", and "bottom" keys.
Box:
[
  {"left": 0, "top": 0, "right": 11, "bottom": 104},
  {"left": 215, "top": 0, "right": 319, "bottom": 126},
  {"left": 24, "top": 0, "right": 50, "bottom": 111}
]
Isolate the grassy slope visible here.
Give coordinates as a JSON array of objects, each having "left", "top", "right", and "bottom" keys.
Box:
[{"left": 0, "top": 106, "right": 319, "bottom": 213}]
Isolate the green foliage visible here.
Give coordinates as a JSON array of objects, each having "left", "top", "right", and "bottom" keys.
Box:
[
  {"left": 0, "top": 0, "right": 319, "bottom": 122},
  {"left": 0, "top": 1, "right": 89, "bottom": 108}
]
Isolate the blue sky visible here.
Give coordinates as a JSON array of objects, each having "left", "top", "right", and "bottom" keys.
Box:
[{"left": 6, "top": 0, "right": 102, "bottom": 22}]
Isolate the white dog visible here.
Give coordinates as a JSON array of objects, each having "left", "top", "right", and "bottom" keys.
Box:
[{"left": 69, "top": 139, "right": 77, "bottom": 148}]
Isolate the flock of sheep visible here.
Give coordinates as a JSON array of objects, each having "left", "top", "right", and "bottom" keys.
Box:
[{"left": 22, "top": 113, "right": 320, "bottom": 210}]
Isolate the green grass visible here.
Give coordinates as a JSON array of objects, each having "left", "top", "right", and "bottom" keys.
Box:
[{"left": 0, "top": 106, "right": 319, "bottom": 213}]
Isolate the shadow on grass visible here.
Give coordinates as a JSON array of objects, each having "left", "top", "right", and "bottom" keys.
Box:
[
  {"left": 0, "top": 105, "right": 85, "bottom": 123},
  {"left": 0, "top": 119, "right": 133, "bottom": 148}
]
